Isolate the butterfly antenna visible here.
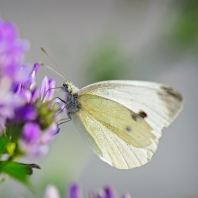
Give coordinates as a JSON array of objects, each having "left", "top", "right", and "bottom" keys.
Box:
[
  {"left": 40, "top": 47, "right": 68, "bottom": 81},
  {"left": 39, "top": 61, "right": 67, "bottom": 80}
]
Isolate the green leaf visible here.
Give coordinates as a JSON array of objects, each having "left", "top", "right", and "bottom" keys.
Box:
[
  {"left": 18, "top": 163, "right": 41, "bottom": 175},
  {"left": 5, "top": 124, "right": 23, "bottom": 142},
  {"left": 0, "top": 136, "right": 9, "bottom": 154},
  {"left": 0, "top": 161, "right": 40, "bottom": 189}
]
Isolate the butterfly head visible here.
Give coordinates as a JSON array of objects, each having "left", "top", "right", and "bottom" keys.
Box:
[{"left": 63, "top": 81, "right": 79, "bottom": 95}]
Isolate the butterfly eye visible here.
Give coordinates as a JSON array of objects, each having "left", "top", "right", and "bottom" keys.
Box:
[{"left": 63, "top": 84, "right": 68, "bottom": 91}]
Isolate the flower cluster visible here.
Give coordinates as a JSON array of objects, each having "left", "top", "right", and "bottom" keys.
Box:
[
  {"left": 0, "top": 18, "right": 60, "bottom": 160},
  {"left": 45, "top": 183, "right": 132, "bottom": 198}
]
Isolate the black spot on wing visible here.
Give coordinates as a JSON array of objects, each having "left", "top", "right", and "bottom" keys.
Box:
[
  {"left": 138, "top": 110, "right": 147, "bottom": 118},
  {"left": 160, "top": 86, "right": 183, "bottom": 102},
  {"left": 131, "top": 113, "right": 138, "bottom": 121},
  {"left": 126, "top": 126, "right": 132, "bottom": 132}
]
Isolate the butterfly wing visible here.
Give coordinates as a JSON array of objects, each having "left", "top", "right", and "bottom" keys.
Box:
[
  {"left": 78, "top": 80, "right": 183, "bottom": 132},
  {"left": 71, "top": 81, "right": 183, "bottom": 169}
]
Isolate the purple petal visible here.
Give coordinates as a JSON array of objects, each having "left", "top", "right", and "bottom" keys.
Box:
[
  {"left": 40, "top": 123, "right": 59, "bottom": 144},
  {"left": 40, "top": 77, "right": 56, "bottom": 102},
  {"left": 40, "top": 76, "right": 49, "bottom": 102},
  {"left": 0, "top": 105, "right": 14, "bottom": 119},
  {"left": 0, "top": 20, "right": 29, "bottom": 80},
  {"left": 19, "top": 89, "right": 32, "bottom": 102},
  {"left": 22, "top": 122, "right": 41, "bottom": 144},
  {"left": 11, "top": 82, "right": 22, "bottom": 94},
  {"left": 14, "top": 104, "right": 37, "bottom": 122},
  {"left": 31, "top": 87, "right": 40, "bottom": 103},
  {"left": 97, "top": 186, "right": 117, "bottom": 198},
  {"left": 68, "top": 183, "right": 83, "bottom": 198},
  {"left": 23, "top": 63, "right": 39, "bottom": 89},
  {"left": 13, "top": 64, "right": 31, "bottom": 84},
  {"left": 104, "top": 186, "right": 117, "bottom": 198},
  {"left": 0, "top": 22, "right": 17, "bottom": 43},
  {"left": 47, "top": 78, "right": 55, "bottom": 100}
]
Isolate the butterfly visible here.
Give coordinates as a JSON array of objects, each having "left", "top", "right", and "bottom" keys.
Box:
[{"left": 40, "top": 49, "right": 183, "bottom": 169}]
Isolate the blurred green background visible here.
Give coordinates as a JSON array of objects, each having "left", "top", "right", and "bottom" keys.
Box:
[{"left": 0, "top": 0, "right": 198, "bottom": 197}]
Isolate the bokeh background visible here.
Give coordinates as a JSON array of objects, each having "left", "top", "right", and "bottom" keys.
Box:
[{"left": 0, "top": 0, "right": 198, "bottom": 198}]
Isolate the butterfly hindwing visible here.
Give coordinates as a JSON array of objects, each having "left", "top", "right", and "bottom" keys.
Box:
[{"left": 71, "top": 94, "right": 159, "bottom": 169}]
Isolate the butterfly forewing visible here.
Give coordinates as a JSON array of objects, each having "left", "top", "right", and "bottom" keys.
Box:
[{"left": 78, "top": 81, "right": 183, "bottom": 131}]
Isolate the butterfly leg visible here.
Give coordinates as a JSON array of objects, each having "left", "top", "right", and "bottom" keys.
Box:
[
  {"left": 52, "top": 97, "right": 66, "bottom": 104},
  {"left": 42, "top": 87, "right": 63, "bottom": 102},
  {"left": 52, "top": 97, "right": 72, "bottom": 122},
  {"left": 58, "top": 118, "right": 71, "bottom": 125},
  {"left": 52, "top": 97, "right": 67, "bottom": 117}
]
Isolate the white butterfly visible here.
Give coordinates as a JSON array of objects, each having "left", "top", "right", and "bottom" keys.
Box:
[
  {"left": 40, "top": 49, "right": 183, "bottom": 170},
  {"left": 60, "top": 80, "right": 183, "bottom": 169}
]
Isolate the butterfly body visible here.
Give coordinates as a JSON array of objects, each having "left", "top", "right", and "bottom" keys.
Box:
[
  {"left": 61, "top": 80, "right": 183, "bottom": 169},
  {"left": 62, "top": 82, "right": 80, "bottom": 114}
]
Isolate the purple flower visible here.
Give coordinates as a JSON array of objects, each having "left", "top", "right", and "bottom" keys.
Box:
[
  {"left": 0, "top": 19, "right": 29, "bottom": 81},
  {"left": 4, "top": 63, "right": 59, "bottom": 157},
  {"left": 44, "top": 183, "right": 132, "bottom": 198},
  {"left": 0, "top": 16, "right": 60, "bottom": 159},
  {"left": 0, "top": 18, "right": 29, "bottom": 134},
  {"left": 68, "top": 183, "right": 83, "bottom": 198},
  {"left": 11, "top": 63, "right": 40, "bottom": 102},
  {"left": 20, "top": 122, "right": 49, "bottom": 156},
  {"left": 14, "top": 74, "right": 59, "bottom": 157}
]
